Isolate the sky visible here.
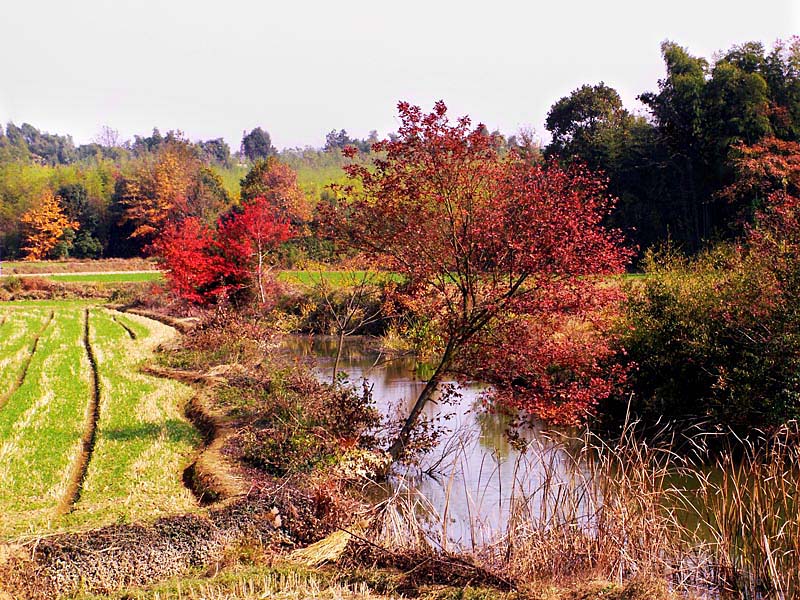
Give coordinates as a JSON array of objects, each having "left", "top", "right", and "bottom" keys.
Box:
[{"left": 1, "top": 0, "right": 798, "bottom": 151}]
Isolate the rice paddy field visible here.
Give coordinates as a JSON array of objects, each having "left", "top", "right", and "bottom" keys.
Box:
[{"left": 0, "top": 300, "right": 199, "bottom": 539}]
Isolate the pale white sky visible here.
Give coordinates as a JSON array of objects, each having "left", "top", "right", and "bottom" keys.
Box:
[{"left": 0, "top": 0, "right": 798, "bottom": 150}]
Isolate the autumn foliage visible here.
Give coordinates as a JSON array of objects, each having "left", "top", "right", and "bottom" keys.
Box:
[
  {"left": 325, "top": 101, "right": 631, "bottom": 455},
  {"left": 154, "top": 196, "right": 292, "bottom": 305},
  {"left": 118, "top": 139, "right": 231, "bottom": 251},
  {"left": 240, "top": 157, "right": 312, "bottom": 227},
  {"left": 216, "top": 198, "right": 293, "bottom": 303},
  {"left": 153, "top": 218, "right": 229, "bottom": 304},
  {"left": 20, "top": 190, "right": 79, "bottom": 260}
]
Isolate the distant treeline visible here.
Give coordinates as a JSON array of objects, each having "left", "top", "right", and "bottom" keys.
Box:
[{"left": 1, "top": 38, "right": 798, "bottom": 262}]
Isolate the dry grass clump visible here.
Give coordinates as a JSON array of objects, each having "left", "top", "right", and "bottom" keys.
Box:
[
  {"left": 0, "top": 494, "right": 287, "bottom": 599},
  {"left": 346, "top": 422, "right": 800, "bottom": 599},
  {"left": 3, "top": 257, "right": 155, "bottom": 275},
  {"left": 0, "top": 275, "right": 152, "bottom": 302},
  {"left": 691, "top": 425, "right": 800, "bottom": 598}
]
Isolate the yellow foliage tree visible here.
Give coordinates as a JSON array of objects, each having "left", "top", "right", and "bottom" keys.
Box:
[
  {"left": 121, "top": 142, "right": 198, "bottom": 240},
  {"left": 20, "top": 191, "right": 79, "bottom": 260}
]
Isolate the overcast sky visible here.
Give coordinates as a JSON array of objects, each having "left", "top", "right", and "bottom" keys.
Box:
[{"left": 1, "top": 0, "right": 798, "bottom": 150}]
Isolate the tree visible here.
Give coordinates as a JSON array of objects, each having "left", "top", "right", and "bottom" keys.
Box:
[
  {"left": 155, "top": 196, "right": 293, "bottom": 305},
  {"left": 187, "top": 166, "right": 231, "bottom": 225},
  {"left": 241, "top": 127, "right": 275, "bottom": 161},
  {"left": 217, "top": 197, "right": 293, "bottom": 303},
  {"left": 239, "top": 157, "right": 312, "bottom": 226},
  {"left": 153, "top": 217, "right": 231, "bottom": 304},
  {"left": 506, "top": 127, "right": 541, "bottom": 164},
  {"left": 199, "top": 138, "right": 231, "bottom": 165},
  {"left": 93, "top": 125, "right": 121, "bottom": 149},
  {"left": 119, "top": 138, "right": 201, "bottom": 245},
  {"left": 325, "top": 129, "right": 352, "bottom": 151},
  {"left": 546, "top": 83, "right": 627, "bottom": 164},
  {"left": 57, "top": 183, "right": 103, "bottom": 258},
  {"left": 309, "top": 270, "right": 386, "bottom": 382},
  {"left": 720, "top": 136, "right": 800, "bottom": 223},
  {"left": 131, "top": 128, "right": 165, "bottom": 155},
  {"left": 325, "top": 101, "right": 630, "bottom": 459},
  {"left": 4, "top": 122, "right": 78, "bottom": 165},
  {"left": 20, "top": 190, "right": 79, "bottom": 260}
]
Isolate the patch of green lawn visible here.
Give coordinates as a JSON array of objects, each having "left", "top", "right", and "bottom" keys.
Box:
[{"left": 47, "top": 272, "right": 164, "bottom": 283}]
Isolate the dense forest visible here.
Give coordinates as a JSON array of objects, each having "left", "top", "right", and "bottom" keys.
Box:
[{"left": 2, "top": 38, "right": 798, "bottom": 265}]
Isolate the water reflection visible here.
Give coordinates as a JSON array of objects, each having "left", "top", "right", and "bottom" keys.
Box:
[{"left": 283, "top": 335, "right": 590, "bottom": 549}]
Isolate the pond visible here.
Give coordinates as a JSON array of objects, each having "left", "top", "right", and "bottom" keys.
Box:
[
  {"left": 283, "top": 336, "right": 799, "bottom": 597},
  {"left": 283, "top": 335, "right": 591, "bottom": 550}
]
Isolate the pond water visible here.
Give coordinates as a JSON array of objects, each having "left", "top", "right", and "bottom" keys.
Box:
[{"left": 283, "top": 336, "right": 591, "bottom": 549}]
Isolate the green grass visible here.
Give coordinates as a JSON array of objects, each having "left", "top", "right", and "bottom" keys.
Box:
[
  {"left": 113, "top": 311, "right": 152, "bottom": 340},
  {"left": 0, "top": 304, "right": 199, "bottom": 539},
  {"left": 46, "top": 272, "right": 164, "bottom": 283},
  {"left": 0, "top": 309, "right": 52, "bottom": 401},
  {"left": 65, "top": 309, "right": 198, "bottom": 529},
  {"left": 0, "top": 298, "right": 100, "bottom": 308},
  {"left": 0, "top": 307, "right": 92, "bottom": 536}
]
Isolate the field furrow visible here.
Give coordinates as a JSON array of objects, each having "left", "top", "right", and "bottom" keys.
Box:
[
  {"left": 57, "top": 308, "right": 101, "bottom": 514},
  {"left": 0, "top": 309, "right": 53, "bottom": 406},
  {"left": 0, "top": 302, "right": 201, "bottom": 539},
  {"left": 63, "top": 309, "right": 199, "bottom": 529},
  {"left": 112, "top": 313, "right": 137, "bottom": 339},
  {"left": 0, "top": 307, "right": 92, "bottom": 536}
]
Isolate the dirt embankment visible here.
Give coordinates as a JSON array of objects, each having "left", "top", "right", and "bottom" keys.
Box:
[
  {"left": 0, "top": 497, "right": 284, "bottom": 599},
  {"left": 141, "top": 363, "right": 249, "bottom": 503}
]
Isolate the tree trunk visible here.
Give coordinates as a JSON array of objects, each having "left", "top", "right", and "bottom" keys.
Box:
[
  {"left": 257, "top": 248, "right": 266, "bottom": 304},
  {"left": 387, "top": 342, "right": 455, "bottom": 461},
  {"left": 332, "top": 329, "right": 345, "bottom": 384}
]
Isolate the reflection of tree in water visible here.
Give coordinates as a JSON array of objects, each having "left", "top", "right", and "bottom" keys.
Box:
[
  {"left": 284, "top": 334, "right": 593, "bottom": 547},
  {"left": 475, "top": 408, "right": 513, "bottom": 461}
]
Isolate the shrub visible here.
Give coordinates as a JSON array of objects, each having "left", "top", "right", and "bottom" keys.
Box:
[
  {"left": 616, "top": 242, "right": 800, "bottom": 430},
  {"left": 233, "top": 371, "right": 381, "bottom": 477}
]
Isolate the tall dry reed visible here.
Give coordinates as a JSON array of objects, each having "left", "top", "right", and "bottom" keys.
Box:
[{"left": 368, "top": 421, "right": 800, "bottom": 599}]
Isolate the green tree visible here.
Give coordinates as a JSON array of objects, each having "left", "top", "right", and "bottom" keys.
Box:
[
  {"left": 545, "top": 82, "right": 628, "bottom": 167},
  {"left": 241, "top": 127, "right": 275, "bottom": 161},
  {"left": 57, "top": 183, "right": 103, "bottom": 258}
]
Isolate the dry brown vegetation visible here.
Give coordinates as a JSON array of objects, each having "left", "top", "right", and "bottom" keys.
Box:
[
  {"left": 1, "top": 258, "right": 157, "bottom": 275},
  {"left": 342, "top": 422, "right": 800, "bottom": 599}
]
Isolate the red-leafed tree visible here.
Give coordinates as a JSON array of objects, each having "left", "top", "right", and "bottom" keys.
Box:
[
  {"left": 154, "top": 197, "right": 292, "bottom": 305},
  {"left": 721, "top": 137, "right": 800, "bottom": 230},
  {"left": 217, "top": 197, "right": 293, "bottom": 303},
  {"left": 722, "top": 137, "right": 800, "bottom": 267},
  {"left": 325, "top": 101, "right": 631, "bottom": 459},
  {"left": 152, "top": 217, "right": 229, "bottom": 304}
]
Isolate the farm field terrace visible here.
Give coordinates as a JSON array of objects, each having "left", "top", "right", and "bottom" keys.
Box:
[{"left": 0, "top": 300, "right": 199, "bottom": 538}]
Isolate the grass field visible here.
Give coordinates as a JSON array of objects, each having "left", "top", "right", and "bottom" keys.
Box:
[
  {"left": 47, "top": 272, "right": 164, "bottom": 283},
  {"left": 0, "top": 301, "right": 198, "bottom": 539}
]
